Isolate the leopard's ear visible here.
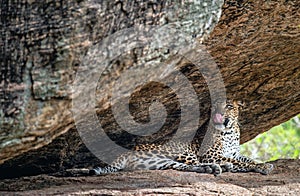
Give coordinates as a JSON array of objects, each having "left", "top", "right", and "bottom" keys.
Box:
[
  {"left": 233, "top": 100, "right": 245, "bottom": 110},
  {"left": 237, "top": 100, "right": 245, "bottom": 109}
]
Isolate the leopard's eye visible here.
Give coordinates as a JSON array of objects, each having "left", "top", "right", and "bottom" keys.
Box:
[{"left": 226, "top": 104, "right": 234, "bottom": 110}]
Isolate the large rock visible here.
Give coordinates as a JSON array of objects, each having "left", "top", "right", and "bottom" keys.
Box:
[{"left": 0, "top": 0, "right": 299, "bottom": 177}]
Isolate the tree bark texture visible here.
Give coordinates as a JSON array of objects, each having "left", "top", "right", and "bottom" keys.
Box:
[{"left": 0, "top": 0, "right": 299, "bottom": 178}]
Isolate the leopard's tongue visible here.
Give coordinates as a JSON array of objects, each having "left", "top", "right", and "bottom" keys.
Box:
[{"left": 213, "top": 113, "right": 223, "bottom": 124}]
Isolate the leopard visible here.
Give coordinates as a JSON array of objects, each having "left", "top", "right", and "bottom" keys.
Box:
[{"left": 90, "top": 100, "right": 273, "bottom": 176}]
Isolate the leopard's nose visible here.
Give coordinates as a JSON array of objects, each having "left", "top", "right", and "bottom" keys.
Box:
[{"left": 223, "top": 118, "right": 230, "bottom": 127}]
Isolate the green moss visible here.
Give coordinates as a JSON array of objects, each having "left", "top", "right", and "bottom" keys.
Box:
[{"left": 241, "top": 114, "right": 300, "bottom": 162}]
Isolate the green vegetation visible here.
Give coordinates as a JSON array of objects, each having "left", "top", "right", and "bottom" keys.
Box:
[{"left": 241, "top": 114, "right": 300, "bottom": 162}]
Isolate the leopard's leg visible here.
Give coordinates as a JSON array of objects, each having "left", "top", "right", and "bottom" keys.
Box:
[
  {"left": 234, "top": 154, "right": 256, "bottom": 164},
  {"left": 231, "top": 153, "right": 273, "bottom": 174},
  {"left": 251, "top": 162, "right": 274, "bottom": 175},
  {"left": 230, "top": 160, "right": 273, "bottom": 175},
  {"left": 158, "top": 158, "right": 222, "bottom": 176},
  {"left": 204, "top": 155, "right": 273, "bottom": 175},
  {"left": 175, "top": 153, "right": 223, "bottom": 176}
]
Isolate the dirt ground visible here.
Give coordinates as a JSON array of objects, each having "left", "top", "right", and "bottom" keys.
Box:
[{"left": 0, "top": 159, "right": 299, "bottom": 195}]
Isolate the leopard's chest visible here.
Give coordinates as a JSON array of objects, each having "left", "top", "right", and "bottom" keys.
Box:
[{"left": 220, "top": 128, "right": 240, "bottom": 158}]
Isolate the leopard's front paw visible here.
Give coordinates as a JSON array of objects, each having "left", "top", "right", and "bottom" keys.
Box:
[
  {"left": 220, "top": 162, "right": 233, "bottom": 172},
  {"left": 256, "top": 163, "right": 274, "bottom": 175},
  {"left": 194, "top": 163, "right": 222, "bottom": 176},
  {"left": 204, "top": 163, "right": 222, "bottom": 176},
  {"left": 211, "top": 163, "right": 223, "bottom": 176}
]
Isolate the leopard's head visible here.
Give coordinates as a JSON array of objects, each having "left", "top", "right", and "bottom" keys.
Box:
[{"left": 212, "top": 100, "right": 243, "bottom": 130}]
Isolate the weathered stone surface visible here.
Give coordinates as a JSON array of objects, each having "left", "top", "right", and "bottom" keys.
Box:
[{"left": 0, "top": 159, "right": 299, "bottom": 195}]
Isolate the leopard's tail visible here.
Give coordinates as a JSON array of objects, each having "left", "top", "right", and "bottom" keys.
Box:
[{"left": 89, "top": 165, "right": 121, "bottom": 175}]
